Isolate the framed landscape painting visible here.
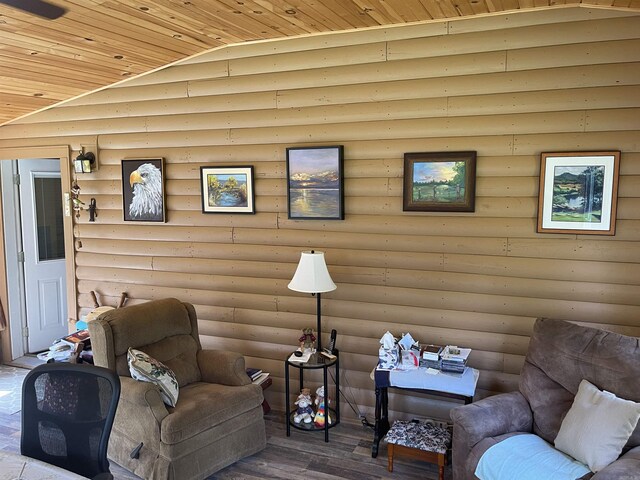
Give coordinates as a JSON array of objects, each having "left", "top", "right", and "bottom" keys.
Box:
[
  {"left": 286, "top": 146, "right": 344, "bottom": 220},
  {"left": 403, "top": 151, "right": 476, "bottom": 212},
  {"left": 122, "top": 158, "right": 166, "bottom": 222},
  {"left": 537, "top": 151, "right": 620, "bottom": 235},
  {"left": 200, "top": 166, "right": 255, "bottom": 214}
]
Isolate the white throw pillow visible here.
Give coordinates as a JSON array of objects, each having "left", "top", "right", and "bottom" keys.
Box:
[
  {"left": 554, "top": 379, "right": 640, "bottom": 472},
  {"left": 127, "top": 347, "right": 179, "bottom": 407}
]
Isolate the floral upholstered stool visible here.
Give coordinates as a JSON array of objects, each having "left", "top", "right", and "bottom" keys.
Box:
[{"left": 386, "top": 420, "right": 451, "bottom": 480}]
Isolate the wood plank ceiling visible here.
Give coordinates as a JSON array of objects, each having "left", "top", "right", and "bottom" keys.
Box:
[{"left": 0, "top": 0, "right": 638, "bottom": 126}]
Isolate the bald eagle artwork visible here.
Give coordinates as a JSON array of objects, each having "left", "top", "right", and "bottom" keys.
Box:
[{"left": 123, "top": 159, "right": 165, "bottom": 222}]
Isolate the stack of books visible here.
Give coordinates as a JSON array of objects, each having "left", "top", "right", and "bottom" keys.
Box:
[
  {"left": 246, "top": 368, "right": 270, "bottom": 385},
  {"left": 441, "top": 346, "right": 471, "bottom": 373},
  {"left": 420, "top": 344, "right": 443, "bottom": 369},
  {"left": 246, "top": 367, "right": 263, "bottom": 381}
]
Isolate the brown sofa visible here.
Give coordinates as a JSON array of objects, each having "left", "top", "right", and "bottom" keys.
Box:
[
  {"left": 88, "top": 298, "right": 266, "bottom": 480},
  {"left": 450, "top": 318, "right": 640, "bottom": 480}
]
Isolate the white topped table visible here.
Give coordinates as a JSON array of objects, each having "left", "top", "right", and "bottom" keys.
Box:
[
  {"left": 371, "top": 366, "right": 479, "bottom": 457},
  {"left": 0, "top": 451, "right": 88, "bottom": 480}
]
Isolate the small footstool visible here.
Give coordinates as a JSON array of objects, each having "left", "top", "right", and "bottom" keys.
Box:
[{"left": 386, "top": 420, "right": 451, "bottom": 480}]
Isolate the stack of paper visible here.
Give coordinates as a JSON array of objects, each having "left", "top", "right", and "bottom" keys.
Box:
[
  {"left": 441, "top": 346, "right": 471, "bottom": 373},
  {"left": 288, "top": 351, "right": 311, "bottom": 363}
]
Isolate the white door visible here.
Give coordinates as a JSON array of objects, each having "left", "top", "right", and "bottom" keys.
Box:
[{"left": 19, "top": 159, "right": 68, "bottom": 352}]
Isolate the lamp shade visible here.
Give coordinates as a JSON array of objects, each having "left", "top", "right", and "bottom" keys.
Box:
[{"left": 288, "top": 251, "right": 336, "bottom": 294}]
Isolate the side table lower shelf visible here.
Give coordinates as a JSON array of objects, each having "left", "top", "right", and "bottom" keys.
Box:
[{"left": 288, "top": 407, "right": 338, "bottom": 431}]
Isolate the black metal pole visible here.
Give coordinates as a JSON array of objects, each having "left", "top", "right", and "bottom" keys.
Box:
[
  {"left": 316, "top": 292, "right": 322, "bottom": 352},
  {"left": 285, "top": 359, "right": 290, "bottom": 436}
]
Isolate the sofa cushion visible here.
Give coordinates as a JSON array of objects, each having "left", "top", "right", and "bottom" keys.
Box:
[
  {"left": 128, "top": 348, "right": 179, "bottom": 407},
  {"left": 555, "top": 379, "right": 640, "bottom": 472},
  {"left": 520, "top": 319, "right": 640, "bottom": 446},
  {"left": 475, "top": 433, "right": 590, "bottom": 480},
  {"left": 160, "top": 382, "right": 263, "bottom": 445}
]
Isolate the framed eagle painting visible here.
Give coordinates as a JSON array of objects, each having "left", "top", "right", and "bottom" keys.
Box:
[{"left": 122, "top": 158, "right": 166, "bottom": 222}]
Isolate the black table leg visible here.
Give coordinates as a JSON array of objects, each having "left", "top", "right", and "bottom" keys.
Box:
[
  {"left": 285, "top": 360, "right": 290, "bottom": 436},
  {"left": 323, "top": 363, "right": 329, "bottom": 442},
  {"left": 372, "top": 386, "right": 381, "bottom": 457},
  {"left": 335, "top": 354, "right": 340, "bottom": 424},
  {"left": 382, "top": 387, "right": 389, "bottom": 422},
  {"left": 299, "top": 366, "right": 304, "bottom": 392},
  {"left": 372, "top": 386, "right": 391, "bottom": 457}
]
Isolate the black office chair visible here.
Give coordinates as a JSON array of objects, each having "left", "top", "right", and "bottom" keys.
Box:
[{"left": 21, "top": 362, "right": 121, "bottom": 479}]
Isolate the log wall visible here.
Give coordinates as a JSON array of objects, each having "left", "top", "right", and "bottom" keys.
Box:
[{"left": 1, "top": 7, "right": 639, "bottom": 421}]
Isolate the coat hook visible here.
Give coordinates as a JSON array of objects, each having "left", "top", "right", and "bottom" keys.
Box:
[{"left": 88, "top": 198, "right": 97, "bottom": 222}]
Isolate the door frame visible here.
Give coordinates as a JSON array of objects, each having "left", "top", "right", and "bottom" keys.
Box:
[{"left": 0, "top": 146, "right": 76, "bottom": 363}]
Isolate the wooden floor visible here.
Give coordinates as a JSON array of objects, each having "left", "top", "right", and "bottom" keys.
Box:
[{"left": 0, "top": 409, "right": 450, "bottom": 479}]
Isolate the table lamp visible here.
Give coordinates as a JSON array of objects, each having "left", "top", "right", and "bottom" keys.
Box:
[{"left": 288, "top": 250, "right": 336, "bottom": 352}]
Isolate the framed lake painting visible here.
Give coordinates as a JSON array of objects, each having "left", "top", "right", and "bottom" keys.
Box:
[
  {"left": 537, "top": 151, "right": 620, "bottom": 235},
  {"left": 286, "top": 146, "right": 344, "bottom": 220},
  {"left": 200, "top": 166, "right": 255, "bottom": 214},
  {"left": 403, "top": 151, "right": 476, "bottom": 212},
  {"left": 122, "top": 158, "right": 166, "bottom": 222}
]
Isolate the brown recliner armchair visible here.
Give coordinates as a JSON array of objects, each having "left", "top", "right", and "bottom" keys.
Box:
[
  {"left": 450, "top": 318, "right": 640, "bottom": 480},
  {"left": 88, "top": 298, "right": 266, "bottom": 480}
]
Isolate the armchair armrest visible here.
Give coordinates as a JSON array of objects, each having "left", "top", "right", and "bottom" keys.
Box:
[
  {"left": 450, "top": 391, "right": 533, "bottom": 480},
  {"left": 119, "top": 377, "right": 169, "bottom": 424},
  {"left": 197, "top": 350, "right": 251, "bottom": 386},
  {"left": 451, "top": 391, "right": 533, "bottom": 448},
  {"left": 592, "top": 446, "right": 640, "bottom": 480},
  {"left": 112, "top": 377, "right": 169, "bottom": 457}
]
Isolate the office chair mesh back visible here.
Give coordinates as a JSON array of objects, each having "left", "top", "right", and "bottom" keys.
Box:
[{"left": 21, "top": 363, "right": 120, "bottom": 479}]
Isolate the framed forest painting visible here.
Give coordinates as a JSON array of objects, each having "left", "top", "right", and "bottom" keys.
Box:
[{"left": 403, "top": 151, "right": 476, "bottom": 212}]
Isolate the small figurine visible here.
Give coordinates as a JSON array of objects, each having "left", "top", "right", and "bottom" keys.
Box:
[
  {"left": 70, "top": 181, "right": 84, "bottom": 219},
  {"left": 314, "top": 386, "right": 332, "bottom": 428},
  {"left": 293, "top": 388, "right": 314, "bottom": 424},
  {"left": 299, "top": 328, "right": 316, "bottom": 352}
]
